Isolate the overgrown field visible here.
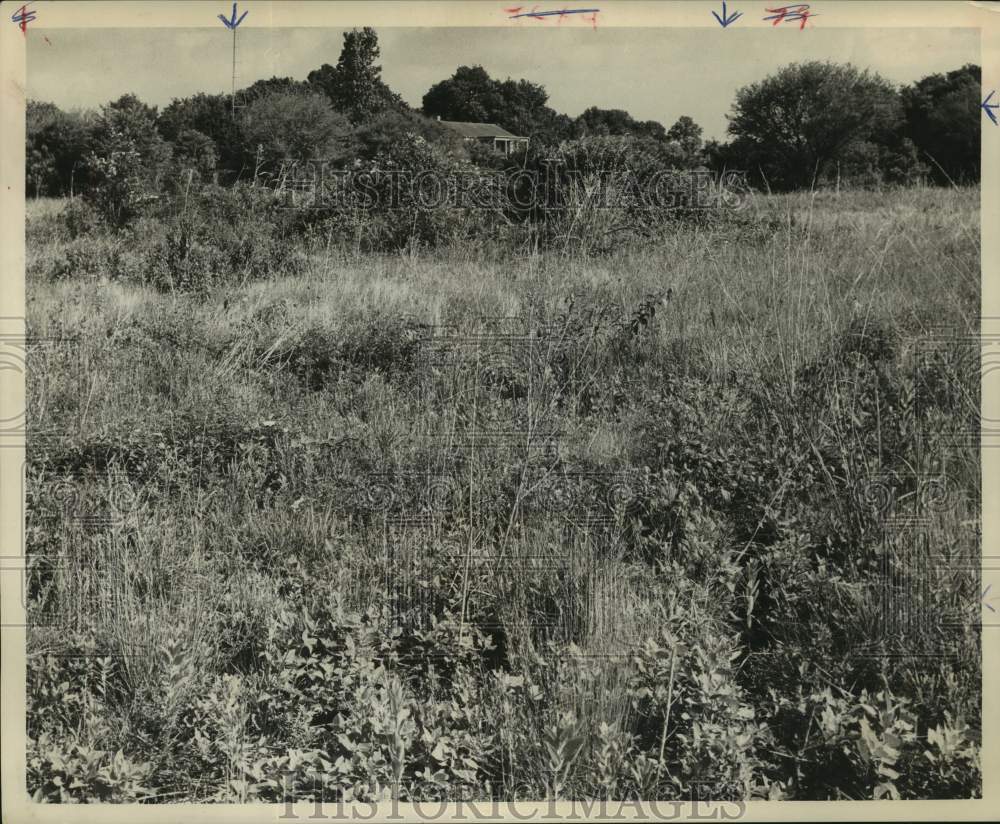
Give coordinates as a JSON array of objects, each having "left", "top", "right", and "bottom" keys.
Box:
[{"left": 25, "top": 184, "right": 981, "bottom": 802}]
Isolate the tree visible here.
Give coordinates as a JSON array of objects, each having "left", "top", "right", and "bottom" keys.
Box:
[
  {"left": 307, "top": 28, "right": 404, "bottom": 123},
  {"left": 26, "top": 101, "right": 59, "bottom": 197},
  {"left": 91, "top": 94, "right": 170, "bottom": 170},
  {"left": 574, "top": 107, "right": 667, "bottom": 141},
  {"left": 104, "top": 93, "right": 160, "bottom": 130},
  {"left": 725, "top": 61, "right": 902, "bottom": 190},
  {"left": 902, "top": 63, "right": 980, "bottom": 184},
  {"left": 640, "top": 120, "right": 668, "bottom": 141},
  {"left": 158, "top": 92, "right": 229, "bottom": 142},
  {"left": 494, "top": 77, "right": 565, "bottom": 140},
  {"left": 157, "top": 92, "right": 241, "bottom": 176},
  {"left": 240, "top": 76, "right": 311, "bottom": 106},
  {"left": 879, "top": 136, "right": 929, "bottom": 185},
  {"left": 576, "top": 107, "right": 630, "bottom": 136},
  {"left": 703, "top": 137, "right": 745, "bottom": 176},
  {"left": 422, "top": 65, "right": 500, "bottom": 123},
  {"left": 240, "top": 88, "right": 353, "bottom": 173},
  {"left": 27, "top": 101, "right": 95, "bottom": 197},
  {"left": 422, "top": 65, "right": 571, "bottom": 146},
  {"left": 85, "top": 94, "right": 172, "bottom": 226},
  {"left": 523, "top": 109, "right": 574, "bottom": 148},
  {"left": 172, "top": 129, "right": 220, "bottom": 182},
  {"left": 665, "top": 116, "right": 704, "bottom": 167}
]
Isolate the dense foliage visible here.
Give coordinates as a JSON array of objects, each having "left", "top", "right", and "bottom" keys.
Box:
[
  {"left": 901, "top": 63, "right": 981, "bottom": 185},
  {"left": 28, "top": 28, "right": 978, "bottom": 199},
  {"left": 24, "top": 184, "right": 981, "bottom": 803},
  {"left": 707, "top": 60, "right": 979, "bottom": 190},
  {"left": 422, "top": 65, "right": 574, "bottom": 145},
  {"left": 21, "top": 24, "right": 983, "bottom": 807},
  {"left": 307, "top": 27, "right": 408, "bottom": 124}
]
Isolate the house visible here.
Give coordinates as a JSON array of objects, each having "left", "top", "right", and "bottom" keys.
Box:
[{"left": 437, "top": 119, "right": 529, "bottom": 156}]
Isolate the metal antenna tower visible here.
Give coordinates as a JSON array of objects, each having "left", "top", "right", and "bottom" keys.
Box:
[
  {"left": 231, "top": 24, "right": 239, "bottom": 117},
  {"left": 218, "top": 3, "right": 248, "bottom": 119}
]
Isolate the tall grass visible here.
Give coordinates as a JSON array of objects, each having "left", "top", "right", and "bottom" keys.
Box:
[{"left": 25, "top": 184, "right": 981, "bottom": 802}]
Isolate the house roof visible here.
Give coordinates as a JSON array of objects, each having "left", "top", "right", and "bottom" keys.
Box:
[{"left": 438, "top": 120, "right": 527, "bottom": 140}]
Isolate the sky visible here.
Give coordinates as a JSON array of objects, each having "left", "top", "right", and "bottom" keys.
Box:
[{"left": 27, "top": 26, "right": 979, "bottom": 140}]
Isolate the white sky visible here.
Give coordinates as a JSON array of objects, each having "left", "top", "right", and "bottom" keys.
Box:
[{"left": 27, "top": 27, "right": 980, "bottom": 140}]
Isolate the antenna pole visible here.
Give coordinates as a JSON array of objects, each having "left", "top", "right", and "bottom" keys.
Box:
[{"left": 231, "top": 27, "right": 237, "bottom": 117}]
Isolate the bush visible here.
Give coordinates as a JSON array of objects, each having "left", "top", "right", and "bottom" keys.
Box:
[
  {"left": 147, "top": 184, "right": 308, "bottom": 291},
  {"left": 306, "top": 133, "right": 504, "bottom": 252},
  {"left": 63, "top": 197, "right": 101, "bottom": 239},
  {"left": 84, "top": 145, "right": 162, "bottom": 229},
  {"left": 630, "top": 619, "right": 765, "bottom": 799},
  {"left": 240, "top": 88, "right": 353, "bottom": 174},
  {"left": 764, "top": 687, "right": 980, "bottom": 799},
  {"left": 48, "top": 235, "right": 145, "bottom": 283}
]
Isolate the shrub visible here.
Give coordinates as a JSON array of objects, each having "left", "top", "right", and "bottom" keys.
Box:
[
  {"left": 765, "top": 687, "right": 980, "bottom": 799},
  {"left": 630, "top": 621, "right": 765, "bottom": 799},
  {"left": 147, "top": 184, "right": 307, "bottom": 291},
  {"left": 48, "top": 236, "right": 144, "bottom": 283},
  {"left": 63, "top": 197, "right": 101, "bottom": 239},
  {"left": 306, "top": 133, "right": 504, "bottom": 252}
]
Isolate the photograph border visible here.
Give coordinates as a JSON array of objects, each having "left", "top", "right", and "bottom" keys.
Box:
[{"left": 2, "top": 2, "right": 998, "bottom": 821}]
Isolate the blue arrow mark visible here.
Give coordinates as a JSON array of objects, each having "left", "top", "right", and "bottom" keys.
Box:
[
  {"left": 219, "top": 2, "right": 248, "bottom": 30},
  {"left": 983, "top": 90, "right": 999, "bottom": 126},
  {"left": 711, "top": 0, "right": 742, "bottom": 28},
  {"left": 984, "top": 584, "right": 997, "bottom": 613}
]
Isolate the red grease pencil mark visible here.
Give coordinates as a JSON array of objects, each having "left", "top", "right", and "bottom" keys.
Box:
[
  {"left": 11, "top": 4, "right": 37, "bottom": 36},
  {"left": 763, "top": 4, "right": 816, "bottom": 29}
]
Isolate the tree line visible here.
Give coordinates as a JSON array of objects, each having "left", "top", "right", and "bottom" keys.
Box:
[{"left": 26, "top": 27, "right": 980, "bottom": 199}]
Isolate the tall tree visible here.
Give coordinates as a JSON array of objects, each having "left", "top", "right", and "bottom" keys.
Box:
[
  {"left": 26, "top": 101, "right": 95, "bottom": 197},
  {"left": 421, "top": 65, "right": 501, "bottom": 123},
  {"left": 307, "top": 28, "right": 404, "bottom": 123},
  {"left": 901, "top": 63, "right": 980, "bottom": 184},
  {"left": 422, "top": 65, "right": 571, "bottom": 145},
  {"left": 725, "top": 61, "right": 902, "bottom": 190}
]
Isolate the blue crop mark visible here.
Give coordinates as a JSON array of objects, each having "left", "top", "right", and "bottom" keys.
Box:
[
  {"left": 983, "top": 90, "right": 998, "bottom": 126},
  {"left": 711, "top": 1, "right": 743, "bottom": 28},
  {"left": 219, "top": 2, "right": 249, "bottom": 30}
]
